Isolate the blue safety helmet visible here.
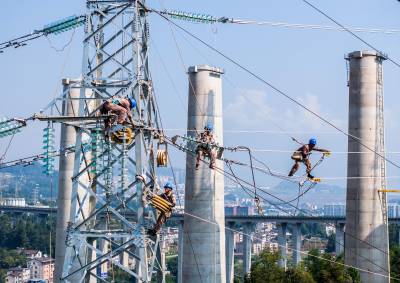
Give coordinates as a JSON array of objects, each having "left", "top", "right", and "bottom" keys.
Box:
[
  {"left": 309, "top": 138, "right": 317, "bottom": 146},
  {"left": 164, "top": 182, "right": 174, "bottom": 190},
  {"left": 128, "top": 97, "right": 137, "bottom": 109},
  {"left": 205, "top": 123, "right": 213, "bottom": 131}
]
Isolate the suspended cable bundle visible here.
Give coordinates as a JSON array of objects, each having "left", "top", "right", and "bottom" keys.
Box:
[{"left": 151, "top": 194, "right": 174, "bottom": 214}]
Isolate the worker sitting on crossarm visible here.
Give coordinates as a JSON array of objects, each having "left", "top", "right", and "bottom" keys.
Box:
[
  {"left": 195, "top": 123, "right": 217, "bottom": 170},
  {"left": 288, "top": 138, "right": 330, "bottom": 179},
  {"left": 99, "top": 96, "right": 136, "bottom": 133},
  {"left": 148, "top": 182, "right": 176, "bottom": 236}
]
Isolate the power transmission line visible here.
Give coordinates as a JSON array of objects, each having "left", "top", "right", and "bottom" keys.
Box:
[
  {"left": 182, "top": 211, "right": 397, "bottom": 280},
  {"left": 300, "top": 0, "right": 400, "bottom": 68},
  {"left": 157, "top": 9, "right": 400, "bottom": 35},
  {"left": 153, "top": 10, "right": 400, "bottom": 172},
  {"left": 164, "top": 137, "right": 393, "bottom": 266}
]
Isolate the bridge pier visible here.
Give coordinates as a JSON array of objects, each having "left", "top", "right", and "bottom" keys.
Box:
[
  {"left": 398, "top": 226, "right": 400, "bottom": 246},
  {"left": 278, "top": 222, "right": 287, "bottom": 269},
  {"left": 292, "top": 223, "right": 302, "bottom": 265},
  {"left": 226, "top": 222, "right": 236, "bottom": 283},
  {"left": 335, "top": 223, "right": 345, "bottom": 255},
  {"left": 242, "top": 222, "right": 253, "bottom": 280},
  {"left": 177, "top": 220, "right": 184, "bottom": 283}
]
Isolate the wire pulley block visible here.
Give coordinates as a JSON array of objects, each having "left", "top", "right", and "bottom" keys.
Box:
[{"left": 156, "top": 143, "right": 168, "bottom": 167}]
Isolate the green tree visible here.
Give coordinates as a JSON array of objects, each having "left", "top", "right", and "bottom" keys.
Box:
[
  {"left": 0, "top": 215, "right": 12, "bottom": 247},
  {"left": 284, "top": 265, "right": 315, "bottom": 283},
  {"left": 389, "top": 224, "right": 399, "bottom": 247},
  {"left": 14, "top": 220, "right": 28, "bottom": 248},
  {"left": 0, "top": 269, "right": 6, "bottom": 283},
  {"left": 246, "top": 251, "right": 285, "bottom": 283},
  {"left": 303, "top": 249, "right": 360, "bottom": 283},
  {"left": 245, "top": 250, "right": 316, "bottom": 283},
  {"left": 107, "top": 267, "right": 134, "bottom": 283},
  {"left": 0, "top": 248, "right": 26, "bottom": 269},
  {"left": 390, "top": 245, "right": 400, "bottom": 282},
  {"left": 166, "top": 256, "right": 178, "bottom": 281}
]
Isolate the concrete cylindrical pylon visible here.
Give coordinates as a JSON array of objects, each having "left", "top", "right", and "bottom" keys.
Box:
[
  {"left": 54, "top": 79, "right": 79, "bottom": 282},
  {"left": 345, "top": 50, "right": 389, "bottom": 283},
  {"left": 183, "top": 65, "right": 226, "bottom": 283}
]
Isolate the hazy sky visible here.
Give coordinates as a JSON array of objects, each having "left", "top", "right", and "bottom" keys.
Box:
[{"left": 1, "top": 0, "right": 400, "bottom": 192}]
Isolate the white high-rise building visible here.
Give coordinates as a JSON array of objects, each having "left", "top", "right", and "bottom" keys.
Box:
[{"left": 388, "top": 203, "right": 400, "bottom": 218}]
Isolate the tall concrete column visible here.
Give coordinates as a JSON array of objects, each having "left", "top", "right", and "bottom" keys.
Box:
[
  {"left": 54, "top": 79, "right": 79, "bottom": 283},
  {"left": 335, "top": 223, "right": 345, "bottom": 255},
  {"left": 345, "top": 50, "right": 389, "bottom": 283},
  {"left": 277, "top": 222, "right": 287, "bottom": 269},
  {"left": 183, "top": 65, "right": 226, "bottom": 283},
  {"left": 292, "top": 223, "right": 301, "bottom": 266},
  {"left": 177, "top": 220, "right": 183, "bottom": 283},
  {"left": 225, "top": 222, "right": 236, "bottom": 283},
  {"left": 242, "top": 223, "right": 253, "bottom": 280}
]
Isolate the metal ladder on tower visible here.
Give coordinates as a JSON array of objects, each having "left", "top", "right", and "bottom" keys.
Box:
[{"left": 376, "top": 55, "right": 388, "bottom": 225}]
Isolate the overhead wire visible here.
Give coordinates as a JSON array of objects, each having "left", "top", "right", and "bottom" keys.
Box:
[
  {"left": 46, "top": 26, "right": 77, "bottom": 52},
  {"left": 0, "top": 126, "right": 392, "bottom": 275},
  {"left": 163, "top": 128, "right": 345, "bottom": 135},
  {"left": 147, "top": 16, "right": 363, "bottom": 273},
  {"left": 157, "top": 0, "right": 208, "bottom": 121},
  {"left": 4, "top": 2, "right": 393, "bottom": 276},
  {"left": 220, "top": 160, "right": 392, "bottom": 275},
  {"left": 162, "top": 13, "right": 309, "bottom": 147},
  {"left": 226, "top": 20, "right": 400, "bottom": 35},
  {"left": 152, "top": 10, "right": 400, "bottom": 173},
  {"left": 157, "top": 8, "right": 400, "bottom": 35},
  {"left": 300, "top": 0, "right": 400, "bottom": 69},
  {"left": 181, "top": 211, "right": 397, "bottom": 281},
  {"left": 164, "top": 136, "right": 393, "bottom": 271},
  {"left": 147, "top": 7, "right": 395, "bottom": 267},
  {"left": 148, "top": 39, "right": 204, "bottom": 282}
]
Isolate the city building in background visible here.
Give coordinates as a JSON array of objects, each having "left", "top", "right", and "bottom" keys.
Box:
[{"left": 323, "top": 203, "right": 346, "bottom": 216}]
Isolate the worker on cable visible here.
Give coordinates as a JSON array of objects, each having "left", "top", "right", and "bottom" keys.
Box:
[
  {"left": 288, "top": 138, "right": 330, "bottom": 179},
  {"left": 195, "top": 123, "right": 217, "bottom": 170},
  {"left": 148, "top": 182, "right": 176, "bottom": 236},
  {"left": 99, "top": 96, "right": 136, "bottom": 134}
]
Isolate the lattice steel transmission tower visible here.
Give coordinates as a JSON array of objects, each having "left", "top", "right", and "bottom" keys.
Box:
[{"left": 61, "top": 1, "right": 164, "bottom": 282}]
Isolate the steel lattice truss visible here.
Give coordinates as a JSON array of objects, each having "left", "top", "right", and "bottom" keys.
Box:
[{"left": 61, "top": 1, "right": 164, "bottom": 282}]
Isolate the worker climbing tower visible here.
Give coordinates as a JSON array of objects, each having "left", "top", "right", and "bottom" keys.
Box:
[
  {"left": 182, "top": 65, "right": 226, "bottom": 283},
  {"left": 59, "top": 1, "right": 164, "bottom": 282},
  {"left": 345, "top": 50, "right": 390, "bottom": 283}
]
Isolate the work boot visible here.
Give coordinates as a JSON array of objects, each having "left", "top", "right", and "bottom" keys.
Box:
[{"left": 288, "top": 165, "right": 298, "bottom": 177}]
